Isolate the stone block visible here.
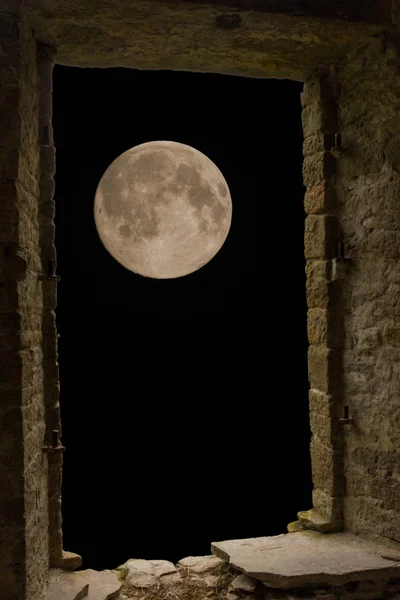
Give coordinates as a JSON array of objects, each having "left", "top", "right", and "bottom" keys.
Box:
[
  {"left": 306, "top": 260, "right": 332, "bottom": 308},
  {"left": 39, "top": 175, "right": 55, "bottom": 203},
  {"left": 308, "top": 389, "right": 341, "bottom": 444},
  {"left": 297, "top": 509, "right": 342, "bottom": 533},
  {"left": 303, "top": 152, "right": 336, "bottom": 187},
  {"left": 39, "top": 87, "right": 53, "bottom": 121},
  {"left": 301, "top": 73, "right": 340, "bottom": 109},
  {"left": 40, "top": 200, "right": 56, "bottom": 220},
  {"left": 42, "top": 309, "right": 57, "bottom": 333},
  {"left": 45, "top": 402, "right": 61, "bottom": 434},
  {"left": 302, "top": 104, "right": 337, "bottom": 139},
  {"left": 44, "top": 382, "right": 60, "bottom": 407},
  {"left": 308, "top": 345, "right": 342, "bottom": 394},
  {"left": 304, "top": 185, "right": 336, "bottom": 215},
  {"left": 41, "top": 220, "right": 55, "bottom": 248},
  {"left": 303, "top": 133, "right": 329, "bottom": 158},
  {"left": 52, "top": 551, "right": 82, "bottom": 572},
  {"left": 307, "top": 308, "right": 344, "bottom": 348},
  {"left": 40, "top": 144, "right": 55, "bottom": 174},
  {"left": 310, "top": 436, "right": 344, "bottom": 496},
  {"left": 42, "top": 279, "right": 58, "bottom": 310},
  {"left": 304, "top": 215, "right": 338, "bottom": 260},
  {"left": 212, "top": 531, "right": 400, "bottom": 589},
  {"left": 312, "top": 489, "right": 343, "bottom": 523}
]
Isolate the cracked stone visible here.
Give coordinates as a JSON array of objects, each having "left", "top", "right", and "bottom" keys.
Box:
[{"left": 125, "top": 559, "right": 181, "bottom": 588}]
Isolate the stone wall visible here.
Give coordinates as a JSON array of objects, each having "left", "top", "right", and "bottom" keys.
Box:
[
  {"left": 1, "top": 2, "right": 400, "bottom": 598},
  {"left": 300, "top": 33, "right": 400, "bottom": 543},
  {"left": 0, "top": 3, "right": 49, "bottom": 600},
  {"left": 301, "top": 68, "right": 346, "bottom": 531},
  {"left": 37, "top": 42, "right": 65, "bottom": 569},
  {"left": 336, "top": 33, "right": 400, "bottom": 542}
]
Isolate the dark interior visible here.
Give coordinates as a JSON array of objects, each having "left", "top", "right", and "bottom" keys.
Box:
[{"left": 53, "top": 66, "right": 311, "bottom": 570}]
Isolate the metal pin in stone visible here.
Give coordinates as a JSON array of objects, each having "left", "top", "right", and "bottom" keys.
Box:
[
  {"left": 337, "top": 241, "right": 350, "bottom": 263},
  {"left": 39, "top": 258, "right": 61, "bottom": 281},
  {"left": 331, "top": 132, "right": 346, "bottom": 158},
  {"left": 52, "top": 430, "right": 59, "bottom": 448},
  {"left": 339, "top": 405, "right": 353, "bottom": 425}
]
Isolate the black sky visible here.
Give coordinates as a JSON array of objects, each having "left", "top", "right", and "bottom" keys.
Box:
[{"left": 52, "top": 66, "right": 311, "bottom": 570}]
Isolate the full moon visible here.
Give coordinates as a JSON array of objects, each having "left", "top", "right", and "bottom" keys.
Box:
[{"left": 94, "top": 140, "right": 232, "bottom": 278}]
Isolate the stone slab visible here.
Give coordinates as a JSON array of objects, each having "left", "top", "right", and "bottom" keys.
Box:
[
  {"left": 211, "top": 532, "right": 400, "bottom": 589},
  {"left": 25, "top": 0, "right": 382, "bottom": 80},
  {"left": 78, "top": 569, "right": 122, "bottom": 600},
  {"left": 177, "top": 555, "right": 224, "bottom": 573},
  {"left": 46, "top": 569, "right": 89, "bottom": 600},
  {"left": 125, "top": 559, "right": 181, "bottom": 588}
]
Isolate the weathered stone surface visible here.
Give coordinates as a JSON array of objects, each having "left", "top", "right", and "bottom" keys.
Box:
[
  {"left": 307, "top": 345, "right": 341, "bottom": 395},
  {"left": 46, "top": 569, "right": 89, "bottom": 600},
  {"left": 310, "top": 436, "right": 344, "bottom": 497},
  {"left": 78, "top": 569, "right": 122, "bottom": 600},
  {"left": 303, "top": 153, "right": 336, "bottom": 187},
  {"left": 308, "top": 390, "right": 341, "bottom": 445},
  {"left": 312, "top": 490, "right": 343, "bottom": 524},
  {"left": 305, "top": 260, "right": 332, "bottom": 309},
  {"left": 52, "top": 551, "right": 82, "bottom": 572},
  {"left": 1, "top": 4, "right": 400, "bottom": 600},
  {"left": 177, "top": 555, "right": 224, "bottom": 573},
  {"left": 307, "top": 309, "right": 343, "bottom": 348},
  {"left": 335, "top": 35, "right": 400, "bottom": 544},
  {"left": 230, "top": 573, "right": 257, "bottom": 592},
  {"left": 303, "top": 134, "right": 336, "bottom": 159},
  {"left": 226, "top": 593, "right": 254, "bottom": 600},
  {"left": 297, "top": 509, "right": 342, "bottom": 533},
  {"left": 25, "top": 0, "right": 383, "bottom": 80},
  {"left": 211, "top": 532, "right": 400, "bottom": 589},
  {"left": 125, "top": 559, "right": 181, "bottom": 588},
  {"left": 304, "top": 185, "right": 336, "bottom": 215},
  {"left": 302, "top": 105, "right": 337, "bottom": 139},
  {"left": 301, "top": 72, "right": 341, "bottom": 109},
  {"left": 304, "top": 215, "right": 338, "bottom": 260},
  {"left": 0, "top": 5, "right": 48, "bottom": 600}
]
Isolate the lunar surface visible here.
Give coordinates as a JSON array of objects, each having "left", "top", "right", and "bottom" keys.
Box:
[{"left": 94, "top": 141, "right": 232, "bottom": 279}]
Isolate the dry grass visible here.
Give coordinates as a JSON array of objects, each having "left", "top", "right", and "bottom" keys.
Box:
[{"left": 119, "top": 563, "right": 237, "bottom": 600}]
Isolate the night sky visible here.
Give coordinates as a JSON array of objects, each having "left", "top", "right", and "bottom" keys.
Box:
[{"left": 52, "top": 65, "right": 312, "bottom": 570}]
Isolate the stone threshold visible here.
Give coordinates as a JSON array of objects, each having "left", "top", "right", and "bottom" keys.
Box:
[
  {"left": 45, "top": 531, "right": 400, "bottom": 600},
  {"left": 211, "top": 530, "right": 400, "bottom": 599}
]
